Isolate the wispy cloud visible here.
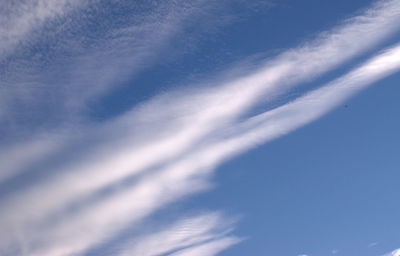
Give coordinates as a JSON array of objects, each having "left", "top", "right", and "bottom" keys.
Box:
[
  {"left": 3, "top": 42, "right": 400, "bottom": 255},
  {"left": 169, "top": 237, "right": 241, "bottom": 256},
  {"left": 384, "top": 248, "right": 400, "bottom": 256},
  {"left": 1, "top": 0, "right": 400, "bottom": 255},
  {"left": 0, "top": 0, "right": 85, "bottom": 58},
  {"left": 0, "top": 0, "right": 233, "bottom": 182},
  {"left": 369, "top": 242, "right": 379, "bottom": 248},
  {"left": 0, "top": 0, "right": 224, "bottom": 136},
  {"left": 116, "top": 212, "right": 240, "bottom": 256},
  {"left": 3, "top": 0, "right": 400, "bottom": 187}
]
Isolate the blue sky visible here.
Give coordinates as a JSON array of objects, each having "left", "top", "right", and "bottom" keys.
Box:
[{"left": 0, "top": 0, "right": 400, "bottom": 256}]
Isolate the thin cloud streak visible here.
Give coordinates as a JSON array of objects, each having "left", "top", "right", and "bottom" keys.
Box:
[
  {"left": 369, "top": 242, "right": 379, "bottom": 248},
  {"left": 116, "top": 212, "right": 239, "bottom": 256},
  {"left": 169, "top": 237, "right": 242, "bottom": 256},
  {"left": 196, "top": 43, "right": 400, "bottom": 177}
]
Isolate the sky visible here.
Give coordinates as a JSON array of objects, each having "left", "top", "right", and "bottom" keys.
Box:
[{"left": 0, "top": 0, "right": 399, "bottom": 256}]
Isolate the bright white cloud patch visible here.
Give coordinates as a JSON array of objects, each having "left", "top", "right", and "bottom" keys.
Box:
[{"left": 384, "top": 249, "right": 400, "bottom": 256}]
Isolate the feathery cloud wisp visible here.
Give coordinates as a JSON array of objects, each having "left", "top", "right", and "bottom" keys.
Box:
[
  {"left": 116, "top": 212, "right": 240, "bottom": 256},
  {"left": 1, "top": 1, "right": 400, "bottom": 255}
]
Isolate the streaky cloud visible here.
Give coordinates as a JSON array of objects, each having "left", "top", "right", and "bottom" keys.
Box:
[
  {"left": 2, "top": 0, "right": 400, "bottom": 182},
  {"left": 0, "top": 0, "right": 215, "bottom": 136},
  {"left": 0, "top": 0, "right": 220, "bottom": 182},
  {"left": 116, "top": 212, "right": 240, "bottom": 256},
  {"left": 2, "top": 1, "right": 400, "bottom": 255},
  {"left": 3, "top": 0, "right": 400, "bottom": 204},
  {"left": 14, "top": 41, "right": 400, "bottom": 256},
  {"left": 168, "top": 237, "right": 242, "bottom": 256}
]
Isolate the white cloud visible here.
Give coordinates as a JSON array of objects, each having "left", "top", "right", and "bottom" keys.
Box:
[
  {"left": 384, "top": 248, "right": 400, "bottom": 256},
  {"left": 0, "top": 0, "right": 85, "bottom": 58},
  {"left": 369, "top": 242, "right": 379, "bottom": 248},
  {"left": 0, "top": 0, "right": 217, "bottom": 137},
  {"left": 2, "top": 41, "right": 400, "bottom": 255},
  {"left": 2, "top": 0, "right": 400, "bottom": 137},
  {"left": 0, "top": 0, "right": 224, "bottom": 182},
  {"left": 2, "top": 1, "right": 400, "bottom": 255},
  {"left": 169, "top": 237, "right": 241, "bottom": 256},
  {"left": 117, "top": 212, "right": 240, "bottom": 256},
  {"left": 4, "top": 0, "right": 400, "bottom": 210}
]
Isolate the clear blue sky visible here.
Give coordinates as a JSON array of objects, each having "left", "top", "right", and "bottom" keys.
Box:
[{"left": 0, "top": 1, "right": 399, "bottom": 256}]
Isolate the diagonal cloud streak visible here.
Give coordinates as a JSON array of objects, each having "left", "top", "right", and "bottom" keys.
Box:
[
  {"left": 168, "top": 237, "right": 242, "bottom": 256},
  {"left": 115, "top": 212, "right": 240, "bottom": 256}
]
